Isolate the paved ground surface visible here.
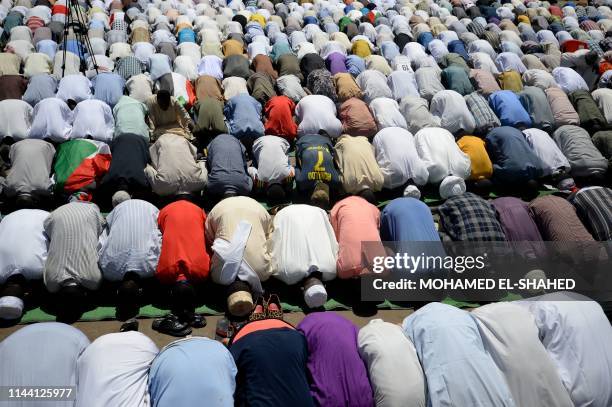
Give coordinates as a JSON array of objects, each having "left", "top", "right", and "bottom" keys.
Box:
[{"left": 0, "top": 309, "right": 412, "bottom": 348}]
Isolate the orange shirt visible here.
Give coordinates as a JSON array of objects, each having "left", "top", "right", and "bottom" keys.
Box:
[
  {"left": 457, "top": 136, "right": 493, "bottom": 181},
  {"left": 156, "top": 200, "right": 210, "bottom": 284}
]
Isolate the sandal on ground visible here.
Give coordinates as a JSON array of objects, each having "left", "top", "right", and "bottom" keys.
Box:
[
  {"left": 249, "top": 295, "right": 268, "bottom": 322},
  {"left": 265, "top": 294, "right": 283, "bottom": 320}
]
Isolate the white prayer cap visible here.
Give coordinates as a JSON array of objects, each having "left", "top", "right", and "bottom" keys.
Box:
[
  {"left": 304, "top": 283, "right": 328, "bottom": 309},
  {"left": 403, "top": 185, "right": 421, "bottom": 199},
  {"left": 439, "top": 175, "right": 466, "bottom": 199},
  {"left": 0, "top": 296, "right": 24, "bottom": 320}
]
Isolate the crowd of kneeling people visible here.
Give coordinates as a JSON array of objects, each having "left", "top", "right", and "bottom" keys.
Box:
[
  {"left": 0, "top": 292, "right": 611, "bottom": 406},
  {"left": 0, "top": 125, "right": 612, "bottom": 334}
]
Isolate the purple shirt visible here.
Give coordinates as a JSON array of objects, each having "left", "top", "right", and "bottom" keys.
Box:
[
  {"left": 492, "top": 196, "right": 546, "bottom": 260},
  {"left": 326, "top": 52, "right": 348, "bottom": 75},
  {"left": 297, "top": 312, "right": 374, "bottom": 407}
]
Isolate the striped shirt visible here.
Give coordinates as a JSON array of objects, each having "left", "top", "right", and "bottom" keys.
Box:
[
  {"left": 98, "top": 199, "right": 162, "bottom": 281},
  {"left": 570, "top": 186, "right": 612, "bottom": 241},
  {"left": 44, "top": 202, "right": 105, "bottom": 293},
  {"left": 465, "top": 91, "right": 500, "bottom": 133},
  {"left": 529, "top": 195, "right": 594, "bottom": 241}
]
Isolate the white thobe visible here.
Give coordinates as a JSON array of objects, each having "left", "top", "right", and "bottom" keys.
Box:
[
  {"left": 295, "top": 95, "right": 343, "bottom": 138},
  {"left": 0, "top": 99, "right": 32, "bottom": 141},
  {"left": 197, "top": 55, "right": 224, "bottom": 79},
  {"left": 518, "top": 292, "right": 612, "bottom": 407},
  {"left": 369, "top": 97, "right": 408, "bottom": 129},
  {"left": 414, "top": 127, "right": 471, "bottom": 183},
  {"left": 373, "top": 127, "right": 429, "bottom": 188},
  {"left": 358, "top": 319, "right": 426, "bottom": 407},
  {"left": 75, "top": 332, "right": 159, "bottom": 407},
  {"left": 495, "top": 52, "right": 527, "bottom": 74},
  {"left": 55, "top": 74, "right": 92, "bottom": 103},
  {"left": 271, "top": 204, "right": 338, "bottom": 285},
  {"left": 29, "top": 98, "right": 73, "bottom": 142},
  {"left": 523, "top": 128, "right": 571, "bottom": 176},
  {"left": 552, "top": 67, "right": 589, "bottom": 94},
  {"left": 251, "top": 135, "right": 293, "bottom": 184},
  {"left": 429, "top": 90, "right": 476, "bottom": 135},
  {"left": 472, "top": 302, "right": 574, "bottom": 407},
  {"left": 71, "top": 99, "right": 114, "bottom": 142},
  {"left": 0, "top": 209, "right": 49, "bottom": 283}
]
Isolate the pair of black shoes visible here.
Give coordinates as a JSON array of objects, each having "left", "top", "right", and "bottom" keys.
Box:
[{"left": 152, "top": 312, "right": 207, "bottom": 337}]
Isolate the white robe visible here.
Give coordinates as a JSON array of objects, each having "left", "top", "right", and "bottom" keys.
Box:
[
  {"left": 358, "top": 319, "right": 426, "bottom": 407},
  {"left": 372, "top": 127, "right": 429, "bottom": 188},
  {"left": 271, "top": 204, "right": 338, "bottom": 285},
  {"left": 518, "top": 292, "right": 612, "bottom": 407},
  {"left": 295, "top": 95, "right": 343, "bottom": 138},
  {"left": 523, "top": 128, "right": 571, "bottom": 176},
  {"left": 429, "top": 90, "right": 476, "bottom": 135},
  {"left": 76, "top": 332, "right": 159, "bottom": 407},
  {"left": 414, "top": 127, "right": 471, "bottom": 183},
  {"left": 369, "top": 97, "right": 407, "bottom": 129},
  {"left": 0, "top": 209, "right": 49, "bottom": 283},
  {"left": 70, "top": 99, "right": 114, "bottom": 142},
  {"left": 472, "top": 302, "right": 574, "bottom": 407},
  {"left": 29, "top": 98, "right": 73, "bottom": 142},
  {"left": 0, "top": 322, "right": 90, "bottom": 407},
  {"left": 0, "top": 100, "right": 33, "bottom": 141}
]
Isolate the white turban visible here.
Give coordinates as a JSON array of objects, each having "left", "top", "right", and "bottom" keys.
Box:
[{"left": 439, "top": 175, "right": 466, "bottom": 199}]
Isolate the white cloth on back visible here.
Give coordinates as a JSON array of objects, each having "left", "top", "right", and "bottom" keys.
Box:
[
  {"left": 414, "top": 127, "right": 471, "bottom": 183},
  {"left": 472, "top": 302, "right": 574, "bottom": 407},
  {"left": 372, "top": 127, "right": 429, "bottom": 188},
  {"left": 75, "top": 331, "right": 159, "bottom": 407},
  {"left": 271, "top": 204, "right": 338, "bottom": 285},
  {"left": 211, "top": 220, "right": 263, "bottom": 295},
  {"left": 0, "top": 209, "right": 48, "bottom": 284},
  {"left": 518, "top": 292, "right": 612, "bottom": 407},
  {"left": 358, "top": 319, "right": 426, "bottom": 407}
]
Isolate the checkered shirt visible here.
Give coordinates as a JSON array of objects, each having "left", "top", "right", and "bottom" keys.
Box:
[
  {"left": 439, "top": 192, "right": 507, "bottom": 241},
  {"left": 115, "top": 56, "right": 145, "bottom": 80}
]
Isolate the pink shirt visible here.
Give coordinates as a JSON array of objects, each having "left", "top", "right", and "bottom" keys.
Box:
[{"left": 330, "top": 196, "right": 384, "bottom": 279}]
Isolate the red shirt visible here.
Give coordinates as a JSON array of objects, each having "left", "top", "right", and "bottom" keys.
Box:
[
  {"left": 156, "top": 200, "right": 210, "bottom": 284},
  {"left": 264, "top": 95, "right": 298, "bottom": 141}
]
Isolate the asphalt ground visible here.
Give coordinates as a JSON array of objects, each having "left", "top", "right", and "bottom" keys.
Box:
[{"left": 0, "top": 309, "right": 412, "bottom": 348}]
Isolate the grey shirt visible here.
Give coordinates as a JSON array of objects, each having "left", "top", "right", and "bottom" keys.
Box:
[
  {"left": 44, "top": 202, "right": 105, "bottom": 293},
  {"left": 206, "top": 133, "right": 252, "bottom": 196},
  {"left": 4, "top": 139, "right": 55, "bottom": 197}
]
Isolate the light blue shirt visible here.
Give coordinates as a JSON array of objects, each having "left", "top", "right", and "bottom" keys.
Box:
[
  {"left": 149, "top": 338, "right": 237, "bottom": 407},
  {"left": 403, "top": 303, "right": 516, "bottom": 407},
  {"left": 0, "top": 322, "right": 90, "bottom": 407},
  {"left": 224, "top": 94, "right": 264, "bottom": 140}
]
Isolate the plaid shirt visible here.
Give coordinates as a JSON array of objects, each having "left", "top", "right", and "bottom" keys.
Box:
[
  {"left": 439, "top": 192, "right": 507, "bottom": 241},
  {"left": 114, "top": 56, "right": 145, "bottom": 80},
  {"left": 465, "top": 92, "right": 500, "bottom": 133},
  {"left": 587, "top": 39, "right": 605, "bottom": 57},
  {"left": 575, "top": 6, "right": 587, "bottom": 19},
  {"left": 570, "top": 186, "right": 612, "bottom": 241}
]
